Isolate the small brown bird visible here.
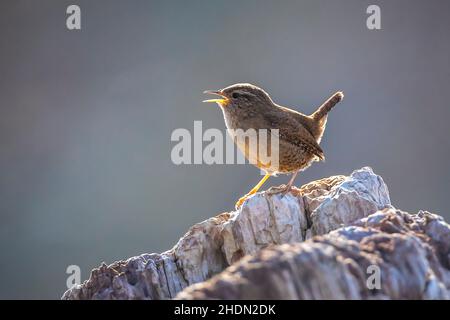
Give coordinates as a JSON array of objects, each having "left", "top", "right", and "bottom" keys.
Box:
[{"left": 203, "top": 83, "right": 344, "bottom": 209}]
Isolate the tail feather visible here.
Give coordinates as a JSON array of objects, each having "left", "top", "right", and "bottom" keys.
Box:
[{"left": 311, "top": 91, "right": 344, "bottom": 121}]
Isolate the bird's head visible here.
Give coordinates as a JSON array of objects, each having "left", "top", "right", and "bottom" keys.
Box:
[{"left": 203, "top": 83, "right": 273, "bottom": 111}]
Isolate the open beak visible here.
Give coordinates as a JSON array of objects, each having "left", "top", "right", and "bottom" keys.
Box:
[{"left": 203, "top": 90, "right": 228, "bottom": 104}]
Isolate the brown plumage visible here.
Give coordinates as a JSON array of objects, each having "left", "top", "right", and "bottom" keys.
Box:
[{"left": 203, "top": 83, "right": 344, "bottom": 208}]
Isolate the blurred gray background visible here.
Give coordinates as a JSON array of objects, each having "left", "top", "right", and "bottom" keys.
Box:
[{"left": 0, "top": 0, "right": 449, "bottom": 299}]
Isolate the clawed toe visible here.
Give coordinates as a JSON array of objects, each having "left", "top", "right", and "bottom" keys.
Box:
[
  {"left": 235, "top": 196, "right": 248, "bottom": 210},
  {"left": 267, "top": 184, "right": 296, "bottom": 198},
  {"left": 267, "top": 184, "right": 288, "bottom": 195}
]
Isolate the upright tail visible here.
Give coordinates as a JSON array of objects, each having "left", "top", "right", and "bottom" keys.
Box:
[{"left": 311, "top": 91, "right": 344, "bottom": 121}]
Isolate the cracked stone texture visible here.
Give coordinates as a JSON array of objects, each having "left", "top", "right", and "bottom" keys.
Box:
[
  {"left": 63, "top": 167, "right": 422, "bottom": 300},
  {"left": 176, "top": 208, "right": 450, "bottom": 299}
]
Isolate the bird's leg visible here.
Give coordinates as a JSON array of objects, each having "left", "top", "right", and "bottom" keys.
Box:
[
  {"left": 283, "top": 170, "right": 300, "bottom": 195},
  {"left": 235, "top": 173, "right": 271, "bottom": 209},
  {"left": 267, "top": 170, "right": 300, "bottom": 197}
]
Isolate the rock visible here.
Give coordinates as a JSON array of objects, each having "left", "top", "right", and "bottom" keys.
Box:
[
  {"left": 62, "top": 167, "right": 403, "bottom": 300},
  {"left": 176, "top": 208, "right": 450, "bottom": 300}
]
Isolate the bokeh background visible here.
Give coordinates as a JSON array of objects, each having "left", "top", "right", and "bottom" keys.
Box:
[{"left": 1, "top": 0, "right": 449, "bottom": 299}]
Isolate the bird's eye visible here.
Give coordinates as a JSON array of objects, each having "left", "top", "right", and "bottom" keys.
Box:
[{"left": 232, "top": 92, "right": 240, "bottom": 99}]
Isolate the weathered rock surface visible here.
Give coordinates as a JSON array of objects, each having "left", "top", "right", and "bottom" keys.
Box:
[
  {"left": 176, "top": 208, "right": 450, "bottom": 299},
  {"left": 62, "top": 167, "right": 449, "bottom": 300}
]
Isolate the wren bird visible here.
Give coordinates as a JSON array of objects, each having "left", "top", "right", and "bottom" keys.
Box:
[{"left": 203, "top": 83, "right": 344, "bottom": 209}]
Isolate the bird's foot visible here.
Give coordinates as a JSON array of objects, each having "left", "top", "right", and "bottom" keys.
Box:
[
  {"left": 235, "top": 195, "right": 249, "bottom": 210},
  {"left": 267, "top": 184, "right": 298, "bottom": 198},
  {"left": 235, "top": 183, "right": 299, "bottom": 209},
  {"left": 267, "top": 184, "right": 288, "bottom": 196}
]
